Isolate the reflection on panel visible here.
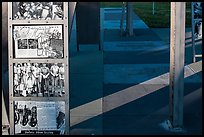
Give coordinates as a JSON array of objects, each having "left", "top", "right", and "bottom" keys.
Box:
[
  {"left": 13, "top": 25, "right": 64, "bottom": 59},
  {"left": 14, "top": 101, "right": 65, "bottom": 134},
  {"left": 13, "top": 63, "right": 65, "bottom": 97},
  {"left": 12, "top": 2, "right": 64, "bottom": 20}
]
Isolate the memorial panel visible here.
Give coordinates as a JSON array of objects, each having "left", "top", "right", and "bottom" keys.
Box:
[{"left": 13, "top": 25, "right": 64, "bottom": 59}]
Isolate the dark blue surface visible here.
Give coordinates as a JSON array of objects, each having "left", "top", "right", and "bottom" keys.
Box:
[{"left": 102, "top": 83, "right": 201, "bottom": 135}]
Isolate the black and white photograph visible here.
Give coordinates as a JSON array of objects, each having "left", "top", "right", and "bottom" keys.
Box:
[
  {"left": 193, "top": 2, "right": 202, "bottom": 40},
  {"left": 13, "top": 25, "right": 64, "bottom": 59},
  {"left": 14, "top": 101, "right": 65, "bottom": 135},
  {"left": 194, "top": 21, "right": 202, "bottom": 39},
  {"left": 13, "top": 63, "right": 65, "bottom": 97},
  {"left": 12, "top": 2, "right": 64, "bottom": 20},
  {"left": 193, "top": 2, "right": 202, "bottom": 19}
]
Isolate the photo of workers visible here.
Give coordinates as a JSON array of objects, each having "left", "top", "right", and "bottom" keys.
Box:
[
  {"left": 12, "top": 2, "right": 63, "bottom": 20},
  {"left": 13, "top": 25, "right": 64, "bottom": 59},
  {"left": 13, "top": 63, "right": 65, "bottom": 97}
]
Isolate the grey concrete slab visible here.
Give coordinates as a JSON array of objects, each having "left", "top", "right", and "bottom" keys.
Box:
[
  {"left": 103, "top": 7, "right": 141, "bottom": 20},
  {"left": 70, "top": 115, "right": 103, "bottom": 135},
  {"left": 104, "top": 20, "right": 149, "bottom": 29},
  {"left": 103, "top": 62, "right": 202, "bottom": 116},
  {"left": 151, "top": 28, "right": 193, "bottom": 45},
  {"left": 78, "top": 44, "right": 101, "bottom": 51},
  {"left": 188, "top": 60, "right": 202, "bottom": 73},
  {"left": 70, "top": 72, "right": 103, "bottom": 110},
  {"left": 103, "top": 44, "right": 200, "bottom": 65},
  {"left": 104, "top": 64, "right": 170, "bottom": 84},
  {"left": 70, "top": 51, "right": 103, "bottom": 74},
  {"left": 70, "top": 115, "right": 103, "bottom": 128},
  {"left": 104, "top": 50, "right": 170, "bottom": 64},
  {"left": 102, "top": 7, "right": 149, "bottom": 29},
  {"left": 70, "top": 128, "right": 102, "bottom": 135},
  {"left": 70, "top": 74, "right": 103, "bottom": 88},
  {"left": 104, "top": 29, "right": 161, "bottom": 41},
  {"left": 102, "top": 85, "right": 202, "bottom": 135},
  {"left": 71, "top": 98, "right": 103, "bottom": 117},
  {"left": 104, "top": 13, "right": 139, "bottom": 21},
  {"left": 104, "top": 41, "right": 167, "bottom": 51},
  {"left": 103, "top": 84, "right": 147, "bottom": 113}
]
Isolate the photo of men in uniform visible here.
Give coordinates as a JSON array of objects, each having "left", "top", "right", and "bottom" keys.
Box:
[{"left": 13, "top": 63, "right": 65, "bottom": 97}]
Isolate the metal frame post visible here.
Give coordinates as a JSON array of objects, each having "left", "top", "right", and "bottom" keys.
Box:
[
  {"left": 169, "top": 2, "right": 186, "bottom": 128},
  {"left": 152, "top": 2, "right": 155, "bottom": 15},
  {"left": 120, "top": 2, "right": 126, "bottom": 36},
  {"left": 126, "top": 2, "right": 133, "bottom": 36},
  {"left": 191, "top": 2, "right": 196, "bottom": 63}
]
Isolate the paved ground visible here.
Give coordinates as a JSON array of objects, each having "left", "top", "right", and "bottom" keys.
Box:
[
  {"left": 102, "top": 8, "right": 202, "bottom": 135},
  {"left": 68, "top": 8, "right": 202, "bottom": 135}
]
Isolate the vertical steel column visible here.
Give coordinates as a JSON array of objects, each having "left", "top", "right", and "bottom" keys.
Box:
[
  {"left": 191, "top": 2, "right": 196, "bottom": 63},
  {"left": 65, "top": 3, "right": 70, "bottom": 135},
  {"left": 8, "top": 3, "right": 14, "bottom": 134},
  {"left": 169, "top": 2, "right": 186, "bottom": 128},
  {"left": 126, "top": 2, "right": 133, "bottom": 36},
  {"left": 120, "top": 2, "right": 126, "bottom": 36},
  {"left": 68, "top": 2, "right": 77, "bottom": 40},
  {"left": 152, "top": 2, "right": 155, "bottom": 15}
]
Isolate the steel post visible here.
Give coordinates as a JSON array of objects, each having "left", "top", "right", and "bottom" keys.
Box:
[{"left": 169, "top": 2, "right": 186, "bottom": 128}]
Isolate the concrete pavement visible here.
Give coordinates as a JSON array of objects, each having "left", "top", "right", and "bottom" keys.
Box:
[{"left": 68, "top": 7, "right": 202, "bottom": 135}]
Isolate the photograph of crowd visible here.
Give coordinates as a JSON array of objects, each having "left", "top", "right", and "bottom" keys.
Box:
[
  {"left": 13, "top": 25, "right": 64, "bottom": 59},
  {"left": 12, "top": 2, "right": 64, "bottom": 20},
  {"left": 14, "top": 101, "right": 65, "bottom": 134},
  {"left": 13, "top": 63, "right": 65, "bottom": 97}
]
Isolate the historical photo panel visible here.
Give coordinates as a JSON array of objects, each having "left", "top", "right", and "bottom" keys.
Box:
[
  {"left": 194, "top": 21, "right": 202, "bottom": 39},
  {"left": 193, "top": 2, "right": 202, "bottom": 39},
  {"left": 13, "top": 63, "right": 65, "bottom": 97},
  {"left": 12, "top": 2, "right": 64, "bottom": 20},
  {"left": 14, "top": 101, "right": 65, "bottom": 134},
  {"left": 13, "top": 25, "right": 64, "bottom": 59}
]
